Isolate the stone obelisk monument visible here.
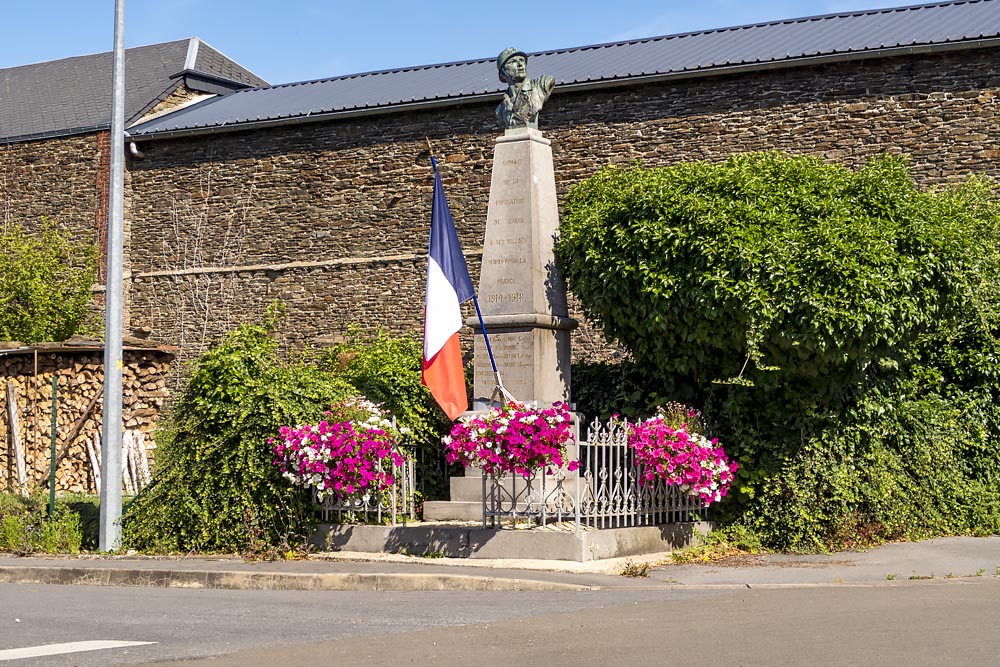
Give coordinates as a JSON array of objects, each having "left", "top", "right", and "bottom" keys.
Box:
[
  {"left": 424, "top": 48, "right": 576, "bottom": 521},
  {"left": 470, "top": 48, "right": 576, "bottom": 408}
]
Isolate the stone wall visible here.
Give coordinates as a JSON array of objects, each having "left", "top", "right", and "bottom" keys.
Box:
[
  {"left": 0, "top": 345, "right": 174, "bottom": 495},
  {"left": 0, "top": 133, "right": 103, "bottom": 244},
  {"left": 20, "top": 47, "right": 992, "bottom": 380},
  {"left": 125, "top": 48, "right": 1000, "bottom": 372}
]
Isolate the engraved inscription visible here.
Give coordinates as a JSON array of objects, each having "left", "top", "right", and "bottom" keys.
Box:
[
  {"left": 488, "top": 237, "right": 529, "bottom": 246},
  {"left": 486, "top": 291, "right": 524, "bottom": 304}
]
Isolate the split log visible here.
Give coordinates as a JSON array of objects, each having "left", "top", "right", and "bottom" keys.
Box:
[
  {"left": 54, "top": 391, "right": 101, "bottom": 469},
  {"left": 135, "top": 431, "right": 152, "bottom": 486},
  {"left": 88, "top": 435, "right": 101, "bottom": 494},
  {"left": 6, "top": 380, "right": 28, "bottom": 496}
]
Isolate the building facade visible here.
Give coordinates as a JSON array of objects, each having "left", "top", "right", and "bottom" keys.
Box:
[{"left": 5, "top": 2, "right": 1000, "bottom": 383}]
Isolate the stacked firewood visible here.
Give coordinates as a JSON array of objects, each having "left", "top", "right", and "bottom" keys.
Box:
[{"left": 0, "top": 345, "right": 174, "bottom": 495}]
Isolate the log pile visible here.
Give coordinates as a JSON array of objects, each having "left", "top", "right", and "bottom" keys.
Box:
[{"left": 0, "top": 343, "right": 175, "bottom": 495}]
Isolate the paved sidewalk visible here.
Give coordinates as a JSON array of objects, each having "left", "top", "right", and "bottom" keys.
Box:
[
  {"left": 649, "top": 535, "right": 1000, "bottom": 587},
  {"left": 0, "top": 535, "right": 997, "bottom": 592}
]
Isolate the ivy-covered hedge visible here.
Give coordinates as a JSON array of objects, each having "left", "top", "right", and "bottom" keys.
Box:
[
  {"left": 122, "top": 311, "right": 354, "bottom": 553},
  {"left": 557, "top": 153, "right": 1000, "bottom": 550},
  {"left": 122, "top": 312, "right": 453, "bottom": 554}
]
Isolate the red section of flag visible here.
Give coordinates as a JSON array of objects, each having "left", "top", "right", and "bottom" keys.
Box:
[{"left": 422, "top": 333, "right": 467, "bottom": 420}]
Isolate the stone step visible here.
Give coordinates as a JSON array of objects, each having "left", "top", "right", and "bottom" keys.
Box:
[
  {"left": 449, "top": 476, "right": 487, "bottom": 502},
  {"left": 449, "top": 475, "right": 578, "bottom": 502},
  {"left": 422, "top": 500, "right": 484, "bottom": 522}
]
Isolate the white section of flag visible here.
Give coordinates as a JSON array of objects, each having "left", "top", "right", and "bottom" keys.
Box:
[
  {"left": 0, "top": 640, "right": 156, "bottom": 661},
  {"left": 424, "top": 255, "right": 463, "bottom": 360}
]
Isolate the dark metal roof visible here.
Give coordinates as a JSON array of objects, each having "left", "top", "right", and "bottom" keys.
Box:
[
  {"left": 0, "top": 39, "right": 268, "bottom": 143},
  {"left": 129, "top": 0, "right": 1000, "bottom": 140}
]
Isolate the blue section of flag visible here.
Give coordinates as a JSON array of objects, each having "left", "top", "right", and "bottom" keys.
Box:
[{"left": 429, "top": 156, "right": 475, "bottom": 303}]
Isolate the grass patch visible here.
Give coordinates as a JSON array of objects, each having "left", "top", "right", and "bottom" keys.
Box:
[
  {"left": 620, "top": 560, "right": 650, "bottom": 577},
  {"left": 668, "top": 525, "right": 766, "bottom": 564},
  {"left": 0, "top": 493, "right": 100, "bottom": 555}
]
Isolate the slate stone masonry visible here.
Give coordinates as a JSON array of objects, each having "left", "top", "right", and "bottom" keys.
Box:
[
  {"left": 7, "top": 48, "right": 1000, "bottom": 381},
  {"left": 124, "top": 49, "right": 1000, "bottom": 375}
]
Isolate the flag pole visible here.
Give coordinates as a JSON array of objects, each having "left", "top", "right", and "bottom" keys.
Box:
[
  {"left": 426, "top": 139, "right": 516, "bottom": 406},
  {"left": 470, "top": 286, "right": 517, "bottom": 405}
]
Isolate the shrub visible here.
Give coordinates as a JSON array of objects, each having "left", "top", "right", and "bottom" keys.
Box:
[
  {"left": 0, "top": 219, "right": 96, "bottom": 343},
  {"left": 558, "top": 152, "right": 1000, "bottom": 550},
  {"left": 316, "top": 328, "right": 456, "bottom": 499},
  {"left": 122, "top": 308, "right": 354, "bottom": 553},
  {"left": 0, "top": 493, "right": 93, "bottom": 554}
]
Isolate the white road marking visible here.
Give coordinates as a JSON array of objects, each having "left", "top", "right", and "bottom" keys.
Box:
[{"left": 0, "top": 640, "right": 155, "bottom": 661}]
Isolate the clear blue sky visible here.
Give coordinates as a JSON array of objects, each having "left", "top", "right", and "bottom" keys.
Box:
[{"left": 3, "top": 0, "right": 909, "bottom": 85}]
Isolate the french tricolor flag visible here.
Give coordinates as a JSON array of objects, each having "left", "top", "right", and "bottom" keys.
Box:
[{"left": 423, "top": 157, "right": 475, "bottom": 420}]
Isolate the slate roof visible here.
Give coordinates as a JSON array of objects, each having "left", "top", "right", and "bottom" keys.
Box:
[
  {"left": 0, "top": 38, "right": 268, "bottom": 143},
  {"left": 129, "top": 0, "right": 1000, "bottom": 140}
]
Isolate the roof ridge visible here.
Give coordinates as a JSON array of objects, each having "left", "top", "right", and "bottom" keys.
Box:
[
  {"left": 183, "top": 37, "right": 200, "bottom": 71},
  {"left": 0, "top": 38, "right": 192, "bottom": 72},
  {"left": 192, "top": 38, "right": 270, "bottom": 86},
  {"left": 532, "top": 0, "right": 985, "bottom": 57}
]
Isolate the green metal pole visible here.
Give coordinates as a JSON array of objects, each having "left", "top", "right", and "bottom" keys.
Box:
[{"left": 49, "top": 375, "right": 58, "bottom": 518}]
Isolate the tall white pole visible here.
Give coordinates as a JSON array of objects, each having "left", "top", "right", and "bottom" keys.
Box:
[{"left": 100, "top": 0, "right": 126, "bottom": 552}]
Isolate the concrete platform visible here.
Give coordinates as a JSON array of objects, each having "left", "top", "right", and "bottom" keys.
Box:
[
  {"left": 422, "top": 500, "right": 484, "bottom": 522},
  {"left": 310, "top": 520, "right": 712, "bottom": 562}
]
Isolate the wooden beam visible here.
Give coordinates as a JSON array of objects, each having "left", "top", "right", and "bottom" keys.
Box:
[{"left": 5, "top": 381, "right": 27, "bottom": 496}]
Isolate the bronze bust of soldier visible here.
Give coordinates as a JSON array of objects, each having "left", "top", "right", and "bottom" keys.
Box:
[{"left": 495, "top": 48, "right": 556, "bottom": 130}]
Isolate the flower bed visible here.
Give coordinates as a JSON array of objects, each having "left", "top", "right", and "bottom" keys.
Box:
[
  {"left": 442, "top": 401, "right": 578, "bottom": 477},
  {"left": 626, "top": 405, "right": 738, "bottom": 506},
  {"left": 270, "top": 398, "right": 409, "bottom": 502}
]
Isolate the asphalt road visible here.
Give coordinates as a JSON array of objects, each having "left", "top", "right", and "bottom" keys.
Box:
[{"left": 3, "top": 580, "right": 998, "bottom": 666}]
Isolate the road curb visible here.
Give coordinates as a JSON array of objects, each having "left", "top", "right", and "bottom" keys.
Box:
[
  {"left": 0, "top": 565, "right": 595, "bottom": 592},
  {"left": 659, "top": 577, "right": 1000, "bottom": 590}
]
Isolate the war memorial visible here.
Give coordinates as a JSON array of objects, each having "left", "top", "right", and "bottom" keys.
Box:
[{"left": 323, "top": 50, "right": 710, "bottom": 560}]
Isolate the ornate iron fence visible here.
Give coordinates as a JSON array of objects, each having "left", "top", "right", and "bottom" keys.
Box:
[
  {"left": 483, "top": 416, "right": 707, "bottom": 530},
  {"left": 316, "top": 443, "right": 416, "bottom": 526}
]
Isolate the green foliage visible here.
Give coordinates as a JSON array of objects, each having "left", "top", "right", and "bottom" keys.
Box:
[
  {"left": 668, "top": 524, "right": 766, "bottom": 563},
  {"left": 122, "top": 307, "right": 355, "bottom": 553},
  {"left": 123, "top": 313, "right": 458, "bottom": 554},
  {"left": 0, "top": 219, "right": 96, "bottom": 343},
  {"left": 559, "top": 152, "right": 1000, "bottom": 550},
  {"left": 0, "top": 493, "right": 94, "bottom": 554},
  {"left": 315, "top": 327, "right": 456, "bottom": 500}
]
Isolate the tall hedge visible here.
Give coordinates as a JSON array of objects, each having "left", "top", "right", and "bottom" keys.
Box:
[
  {"left": 557, "top": 153, "right": 1000, "bottom": 550},
  {"left": 122, "top": 312, "right": 354, "bottom": 553},
  {"left": 0, "top": 219, "right": 96, "bottom": 343},
  {"left": 122, "top": 315, "right": 454, "bottom": 553}
]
